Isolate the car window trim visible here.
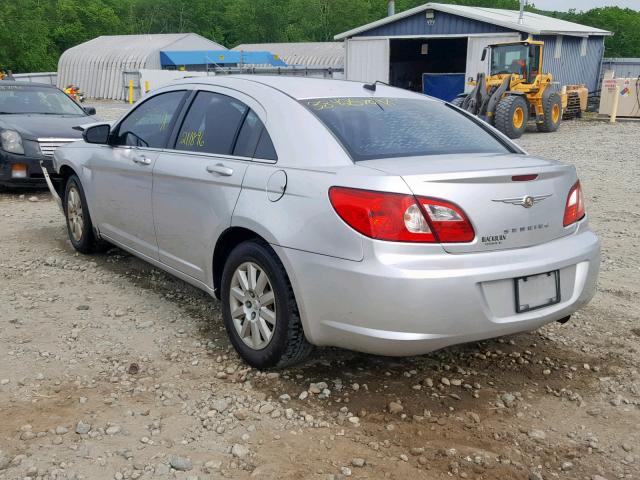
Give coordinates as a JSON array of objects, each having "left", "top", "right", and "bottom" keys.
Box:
[
  {"left": 110, "top": 89, "right": 190, "bottom": 150},
  {"left": 166, "top": 90, "right": 198, "bottom": 150},
  {"left": 159, "top": 148, "right": 277, "bottom": 165},
  {"left": 230, "top": 107, "right": 251, "bottom": 156}
]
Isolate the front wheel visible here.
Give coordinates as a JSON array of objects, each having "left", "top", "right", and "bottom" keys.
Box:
[
  {"left": 64, "top": 174, "right": 101, "bottom": 254},
  {"left": 494, "top": 95, "right": 529, "bottom": 139},
  {"left": 220, "top": 240, "right": 313, "bottom": 369}
]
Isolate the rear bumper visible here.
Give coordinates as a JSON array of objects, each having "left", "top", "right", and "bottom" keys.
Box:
[
  {"left": 0, "top": 151, "right": 58, "bottom": 188},
  {"left": 276, "top": 222, "right": 600, "bottom": 356}
]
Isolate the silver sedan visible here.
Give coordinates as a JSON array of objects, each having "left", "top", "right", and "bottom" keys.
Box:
[{"left": 50, "top": 76, "right": 600, "bottom": 369}]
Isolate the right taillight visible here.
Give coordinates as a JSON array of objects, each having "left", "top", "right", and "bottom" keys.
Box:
[
  {"left": 563, "top": 180, "right": 585, "bottom": 227},
  {"left": 328, "top": 187, "right": 474, "bottom": 243}
]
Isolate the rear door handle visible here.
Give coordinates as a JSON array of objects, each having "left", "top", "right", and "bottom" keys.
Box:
[
  {"left": 132, "top": 155, "right": 151, "bottom": 165},
  {"left": 206, "top": 163, "right": 233, "bottom": 176}
]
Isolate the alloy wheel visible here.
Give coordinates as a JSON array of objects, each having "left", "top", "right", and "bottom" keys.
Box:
[
  {"left": 67, "top": 186, "right": 84, "bottom": 242},
  {"left": 229, "top": 261, "right": 277, "bottom": 350}
]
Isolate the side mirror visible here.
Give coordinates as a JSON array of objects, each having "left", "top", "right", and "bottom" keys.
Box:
[
  {"left": 481, "top": 48, "right": 488, "bottom": 61},
  {"left": 83, "top": 106, "right": 97, "bottom": 116},
  {"left": 83, "top": 124, "right": 111, "bottom": 144}
]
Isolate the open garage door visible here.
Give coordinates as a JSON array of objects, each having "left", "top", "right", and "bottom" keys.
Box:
[
  {"left": 345, "top": 38, "right": 389, "bottom": 83},
  {"left": 466, "top": 34, "right": 521, "bottom": 92}
]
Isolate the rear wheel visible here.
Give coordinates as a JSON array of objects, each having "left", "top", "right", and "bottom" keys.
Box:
[
  {"left": 221, "top": 240, "right": 313, "bottom": 369},
  {"left": 537, "top": 93, "right": 562, "bottom": 132},
  {"left": 64, "top": 175, "right": 101, "bottom": 254},
  {"left": 494, "top": 95, "right": 529, "bottom": 139}
]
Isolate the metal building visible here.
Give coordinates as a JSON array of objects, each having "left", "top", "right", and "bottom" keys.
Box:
[
  {"left": 57, "top": 34, "right": 226, "bottom": 100},
  {"left": 335, "top": 2, "right": 611, "bottom": 97},
  {"left": 232, "top": 43, "right": 344, "bottom": 69}
]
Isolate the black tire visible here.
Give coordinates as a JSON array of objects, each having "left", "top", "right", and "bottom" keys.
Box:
[
  {"left": 537, "top": 93, "right": 562, "bottom": 133},
  {"left": 64, "top": 174, "right": 101, "bottom": 254},
  {"left": 450, "top": 96, "right": 466, "bottom": 108},
  {"left": 220, "top": 240, "right": 313, "bottom": 369},
  {"left": 494, "top": 95, "right": 529, "bottom": 139}
]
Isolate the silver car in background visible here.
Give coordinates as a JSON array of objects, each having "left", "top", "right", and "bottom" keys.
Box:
[{"left": 50, "top": 76, "right": 600, "bottom": 369}]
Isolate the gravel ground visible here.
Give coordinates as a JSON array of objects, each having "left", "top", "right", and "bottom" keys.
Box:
[{"left": 0, "top": 108, "right": 639, "bottom": 480}]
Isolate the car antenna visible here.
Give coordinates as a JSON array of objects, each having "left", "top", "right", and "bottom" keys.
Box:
[{"left": 363, "top": 80, "right": 390, "bottom": 92}]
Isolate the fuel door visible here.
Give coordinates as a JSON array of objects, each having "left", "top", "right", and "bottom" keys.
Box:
[{"left": 266, "top": 169, "right": 287, "bottom": 202}]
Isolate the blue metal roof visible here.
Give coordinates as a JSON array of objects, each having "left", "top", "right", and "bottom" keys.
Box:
[{"left": 160, "top": 50, "right": 287, "bottom": 67}]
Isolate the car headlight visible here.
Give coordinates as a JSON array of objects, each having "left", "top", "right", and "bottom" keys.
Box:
[{"left": 1, "top": 129, "right": 25, "bottom": 155}]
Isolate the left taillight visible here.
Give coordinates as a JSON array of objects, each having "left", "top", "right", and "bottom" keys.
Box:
[
  {"left": 563, "top": 180, "right": 585, "bottom": 227},
  {"left": 328, "top": 186, "right": 475, "bottom": 243}
]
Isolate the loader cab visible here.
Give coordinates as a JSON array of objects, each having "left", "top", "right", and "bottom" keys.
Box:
[{"left": 488, "top": 41, "right": 543, "bottom": 84}]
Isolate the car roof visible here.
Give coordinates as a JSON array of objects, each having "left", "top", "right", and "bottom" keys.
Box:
[
  {"left": 0, "top": 80, "right": 56, "bottom": 89},
  {"left": 172, "top": 75, "right": 430, "bottom": 101}
]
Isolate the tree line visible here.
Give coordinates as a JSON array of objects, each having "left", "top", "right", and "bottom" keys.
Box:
[{"left": 0, "top": 0, "right": 638, "bottom": 73}]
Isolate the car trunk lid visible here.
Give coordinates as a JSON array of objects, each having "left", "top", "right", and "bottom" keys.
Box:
[{"left": 359, "top": 153, "right": 578, "bottom": 253}]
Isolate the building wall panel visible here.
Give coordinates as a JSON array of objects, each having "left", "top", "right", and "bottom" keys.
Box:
[
  {"left": 354, "top": 11, "right": 511, "bottom": 37},
  {"left": 536, "top": 35, "right": 604, "bottom": 92}
]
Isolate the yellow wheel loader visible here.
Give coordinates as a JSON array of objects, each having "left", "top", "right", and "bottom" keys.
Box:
[{"left": 452, "top": 39, "right": 578, "bottom": 139}]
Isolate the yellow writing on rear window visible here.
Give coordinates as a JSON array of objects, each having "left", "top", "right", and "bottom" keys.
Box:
[
  {"left": 178, "top": 130, "right": 205, "bottom": 148},
  {"left": 305, "top": 98, "right": 396, "bottom": 111}
]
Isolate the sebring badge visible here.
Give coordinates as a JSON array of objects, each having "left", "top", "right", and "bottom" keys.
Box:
[{"left": 492, "top": 194, "right": 552, "bottom": 208}]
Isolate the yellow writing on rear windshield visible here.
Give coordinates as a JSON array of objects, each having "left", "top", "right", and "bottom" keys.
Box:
[
  {"left": 178, "top": 130, "right": 205, "bottom": 148},
  {"left": 305, "top": 98, "right": 396, "bottom": 111}
]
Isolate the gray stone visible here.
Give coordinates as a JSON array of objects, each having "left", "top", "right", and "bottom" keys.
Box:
[
  {"left": 211, "top": 399, "right": 229, "bottom": 413},
  {"left": 232, "top": 443, "right": 250, "bottom": 459},
  {"left": 75, "top": 421, "right": 91, "bottom": 434},
  {"left": 528, "top": 429, "right": 546, "bottom": 442},
  {"left": 169, "top": 456, "right": 192, "bottom": 471},
  {"left": 501, "top": 393, "right": 516, "bottom": 407},
  {"left": 561, "top": 461, "right": 574, "bottom": 471},
  {"left": 234, "top": 409, "right": 249, "bottom": 421},
  {"left": 528, "top": 471, "right": 543, "bottom": 480}
]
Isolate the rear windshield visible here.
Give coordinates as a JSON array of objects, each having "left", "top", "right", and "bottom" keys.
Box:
[{"left": 302, "top": 97, "right": 510, "bottom": 161}]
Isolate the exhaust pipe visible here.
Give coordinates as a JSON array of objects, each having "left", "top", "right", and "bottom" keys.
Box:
[
  {"left": 388, "top": 0, "right": 395, "bottom": 16},
  {"left": 556, "top": 315, "right": 571, "bottom": 325}
]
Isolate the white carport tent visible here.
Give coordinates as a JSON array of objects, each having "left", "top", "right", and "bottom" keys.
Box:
[{"left": 57, "top": 34, "right": 226, "bottom": 100}]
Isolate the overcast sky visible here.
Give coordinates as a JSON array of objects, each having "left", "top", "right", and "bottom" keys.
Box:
[{"left": 531, "top": 0, "right": 640, "bottom": 10}]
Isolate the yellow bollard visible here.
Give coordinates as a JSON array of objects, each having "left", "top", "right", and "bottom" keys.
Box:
[
  {"left": 610, "top": 85, "right": 620, "bottom": 123},
  {"left": 144, "top": 80, "right": 150, "bottom": 93},
  {"left": 129, "top": 80, "right": 134, "bottom": 105}
]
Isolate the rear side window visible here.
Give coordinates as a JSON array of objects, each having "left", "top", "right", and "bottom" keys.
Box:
[
  {"left": 302, "top": 97, "right": 510, "bottom": 161},
  {"left": 233, "top": 110, "right": 278, "bottom": 161},
  {"left": 176, "top": 91, "right": 247, "bottom": 155},
  {"left": 233, "top": 110, "right": 263, "bottom": 157},
  {"left": 114, "top": 91, "right": 185, "bottom": 148},
  {"left": 254, "top": 130, "right": 277, "bottom": 161}
]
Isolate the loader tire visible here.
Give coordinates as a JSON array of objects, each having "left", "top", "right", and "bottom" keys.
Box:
[
  {"left": 494, "top": 95, "right": 528, "bottom": 139},
  {"left": 451, "top": 96, "right": 466, "bottom": 108},
  {"left": 537, "top": 93, "right": 562, "bottom": 132}
]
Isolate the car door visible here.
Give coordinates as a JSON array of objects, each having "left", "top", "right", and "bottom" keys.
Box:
[
  {"left": 152, "top": 89, "right": 273, "bottom": 284},
  {"left": 90, "top": 90, "right": 187, "bottom": 260}
]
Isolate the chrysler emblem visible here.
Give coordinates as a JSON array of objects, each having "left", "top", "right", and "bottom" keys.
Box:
[{"left": 492, "top": 194, "right": 551, "bottom": 208}]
